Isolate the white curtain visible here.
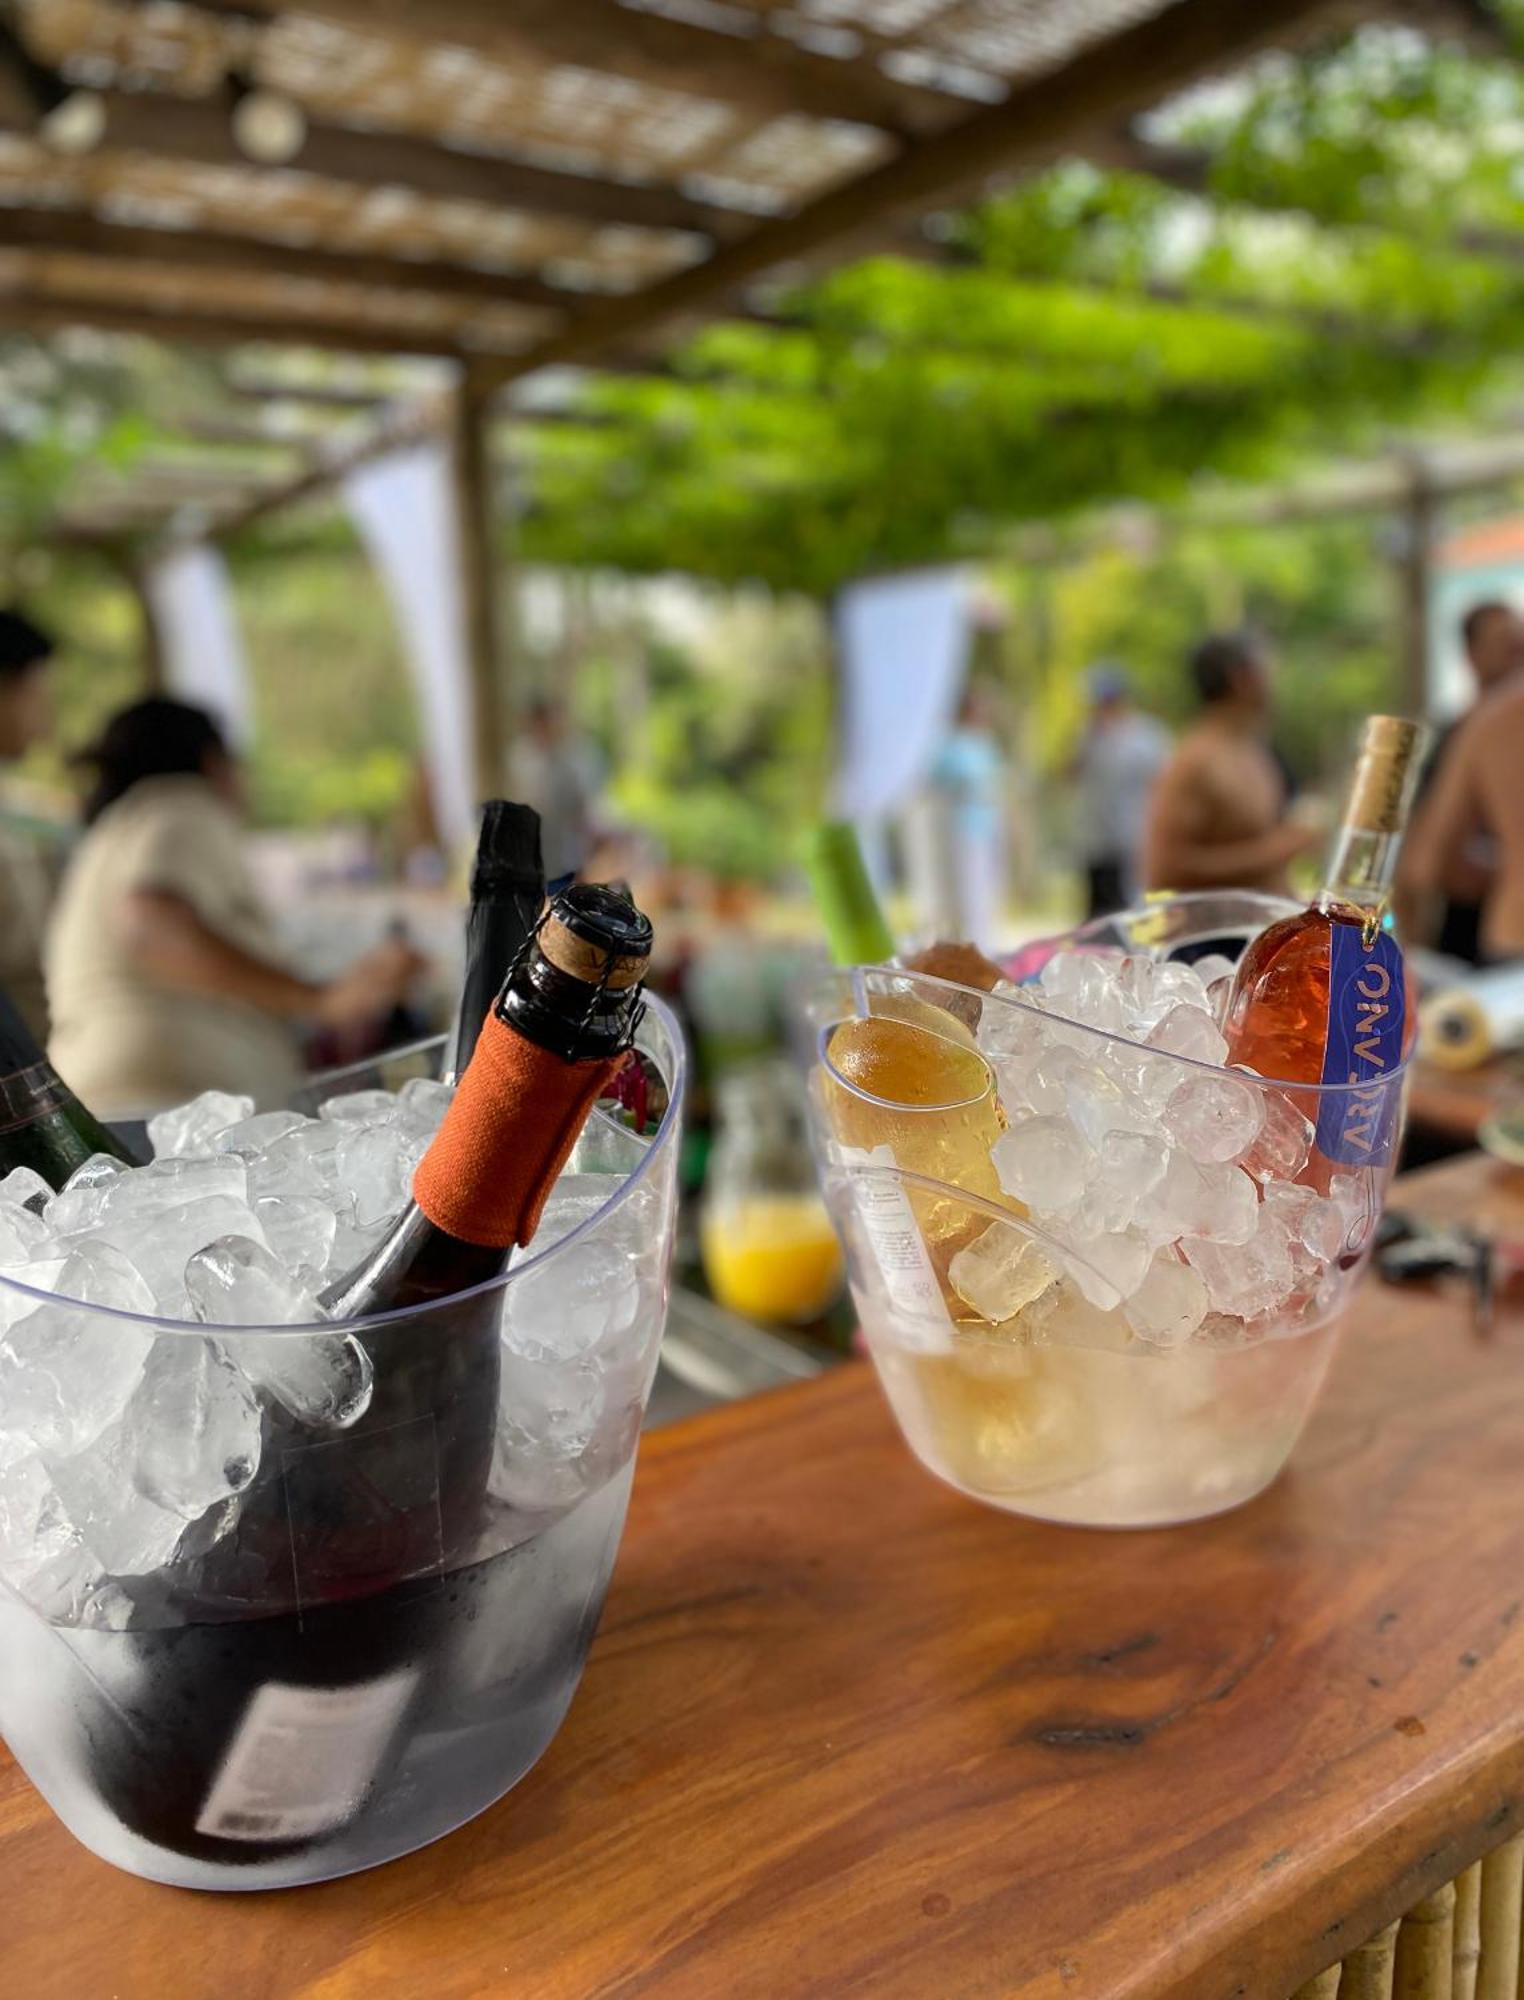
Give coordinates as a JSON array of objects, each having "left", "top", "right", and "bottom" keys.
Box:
[
  {"left": 833, "top": 567, "right": 970, "bottom": 822},
  {"left": 344, "top": 443, "right": 477, "bottom": 852},
  {"left": 145, "top": 544, "right": 254, "bottom": 747}
]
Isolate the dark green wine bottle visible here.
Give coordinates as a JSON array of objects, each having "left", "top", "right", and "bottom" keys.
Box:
[
  {"left": 0, "top": 987, "right": 137, "bottom": 1187},
  {"left": 450, "top": 800, "right": 544, "bottom": 1079}
]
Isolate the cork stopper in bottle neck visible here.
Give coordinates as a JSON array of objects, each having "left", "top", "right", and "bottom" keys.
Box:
[
  {"left": 1345, "top": 715, "right": 1426, "bottom": 834},
  {"left": 538, "top": 910, "right": 649, "bottom": 990}
]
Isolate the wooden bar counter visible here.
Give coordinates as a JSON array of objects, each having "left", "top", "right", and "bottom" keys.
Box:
[{"left": 4, "top": 1156, "right": 1524, "bottom": 2000}]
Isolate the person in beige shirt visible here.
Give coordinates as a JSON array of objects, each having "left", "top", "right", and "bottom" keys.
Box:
[
  {"left": 0, "top": 608, "right": 59, "bottom": 1042},
  {"left": 48, "top": 699, "right": 426, "bottom": 1117},
  {"left": 1142, "top": 631, "right": 1321, "bottom": 896},
  {"left": 1399, "top": 675, "right": 1524, "bottom": 960}
]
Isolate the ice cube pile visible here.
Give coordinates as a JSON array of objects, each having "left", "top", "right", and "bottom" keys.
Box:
[
  {"left": 949, "top": 948, "right": 1379, "bottom": 1348},
  {"left": 0, "top": 1078, "right": 671, "bottom": 1625}
]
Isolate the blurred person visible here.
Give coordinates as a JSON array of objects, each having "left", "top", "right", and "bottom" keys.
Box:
[
  {"left": 1142, "top": 630, "right": 1320, "bottom": 897},
  {"left": 924, "top": 682, "right": 1009, "bottom": 946},
  {"left": 1069, "top": 662, "right": 1171, "bottom": 917},
  {"left": 0, "top": 609, "right": 57, "bottom": 1039},
  {"left": 507, "top": 699, "right": 603, "bottom": 882},
  {"left": 47, "top": 699, "right": 427, "bottom": 1117},
  {"left": 1406, "top": 600, "right": 1524, "bottom": 962},
  {"left": 1400, "top": 673, "right": 1524, "bottom": 960}
]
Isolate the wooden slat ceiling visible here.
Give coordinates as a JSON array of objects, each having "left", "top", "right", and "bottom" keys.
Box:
[{"left": 0, "top": 0, "right": 1463, "bottom": 541}]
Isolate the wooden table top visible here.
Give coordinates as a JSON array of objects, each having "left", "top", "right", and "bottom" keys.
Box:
[{"left": 5, "top": 1156, "right": 1524, "bottom": 2000}]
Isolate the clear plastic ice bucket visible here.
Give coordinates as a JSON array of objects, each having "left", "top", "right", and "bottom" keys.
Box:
[
  {"left": 0, "top": 1000, "right": 685, "bottom": 1888},
  {"left": 806, "top": 904, "right": 1407, "bottom": 1529}
]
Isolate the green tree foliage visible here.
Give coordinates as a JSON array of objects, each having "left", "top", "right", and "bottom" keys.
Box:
[{"left": 518, "top": 24, "right": 1524, "bottom": 594}]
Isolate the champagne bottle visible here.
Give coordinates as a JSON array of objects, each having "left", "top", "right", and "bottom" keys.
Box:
[
  {"left": 1223, "top": 714, "right": 1428, "bottom": 1169},
  {"left": 89, "top": 886, "right": 654, "bottom": 1873},
  {"left": 0, "top": 986, "right": 136, "bottom": 1186},
  {"left": 450, "top": 800, "right": 544, "bottom": 1078},
  {"left": 323, "top": 881, "right": 652, "bottom": 1319}
]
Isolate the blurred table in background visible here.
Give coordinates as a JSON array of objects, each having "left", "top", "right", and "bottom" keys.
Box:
[
  {"left": 4, "top": 1152, "right": 1524, "bottom": 1999},
  {"left": 1407, "top": 1053, "right": 1524, "bottom": 1153}
]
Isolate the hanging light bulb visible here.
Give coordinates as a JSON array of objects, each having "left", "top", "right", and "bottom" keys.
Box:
[
  {"left": 39, "top": 90, "right": 106, "bottom": 154},
  {"left": 230, "top": 83, "right": 306, "bottom": 165}
]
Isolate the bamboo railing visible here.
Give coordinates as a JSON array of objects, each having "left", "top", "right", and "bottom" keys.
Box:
[{"left": 1289, "top": 1836, "right": 1524, "bottom": 2000}]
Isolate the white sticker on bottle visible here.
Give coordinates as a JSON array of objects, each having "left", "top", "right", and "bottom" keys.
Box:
[
  {"left": 850, "top": 1149, "right": 954, "bottom": 1352},
  {"left": 196, "top": 1667, "right": 418, "bottom": 1844}
]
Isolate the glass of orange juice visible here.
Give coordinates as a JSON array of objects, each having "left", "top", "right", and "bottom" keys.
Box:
[{"left": 701, "top": 1062, "right": 844, "bottom": 1325}]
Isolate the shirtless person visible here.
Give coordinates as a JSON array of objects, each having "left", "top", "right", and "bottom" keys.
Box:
[
  {"left": 1142, "top": 631, "right": 1319, "bottom": 896},
  {"left": 1399, "top": 674, "right": 1524, "bottom": 959}
]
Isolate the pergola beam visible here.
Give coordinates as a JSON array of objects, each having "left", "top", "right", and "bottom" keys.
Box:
[
  {"left": 0, "top": 74, "right": 741, "bottom": 242},
  {"left": 169, "top": 0, "right": 951, "bottom": 135},
  {"left": 0, "top": 208, "right": 578, "bottom": 313},
  {"left": 474, "top": 0, "right": 1391, "bottom": 390},
  {"left": 0, "top": 289, "right": 480, "bottom": 358}
]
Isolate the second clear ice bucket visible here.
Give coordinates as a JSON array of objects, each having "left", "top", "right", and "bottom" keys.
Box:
[{"left": 807, "top": 899, "right": 1407, "bottom": 1529}]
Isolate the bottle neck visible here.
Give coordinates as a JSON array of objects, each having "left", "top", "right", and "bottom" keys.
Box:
[{"left": 1319, "top": 822, "right": 1400, "bottom": 917}]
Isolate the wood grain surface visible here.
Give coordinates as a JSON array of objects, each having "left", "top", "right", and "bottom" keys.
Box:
[{"left": 3, "top": 1156, "right": 1523, "bottom": 2000}]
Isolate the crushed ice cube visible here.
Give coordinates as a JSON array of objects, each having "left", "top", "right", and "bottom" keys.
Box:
[
  {"left": 397, "top": 1076, "right": 453, "bottom": 1141},
  {"left": 506, "top": 1239, "right": 641, "bottom": 1362},
  {"left": 215, "top": 1109, "right": 306, "bottom": 1155},
  {"left": 85, "top": 1191, "right": 269, "bottom": 1314},
  {"left": 186, "top": 1234, "right": 320, "bottom": 1326},
  {"left": 319, "top": 1088, "right": 396, "bottom": 1125},
  {"left": 47, "top": 1420, "right": 191, "bottom": 1576},
  {"left": 0, "top": 1244, "right": 156, "bottom": 1456},
  {"left": 1163, "top": 1070, "right": 1264, "bottom": 1164},
  {"left": 335, "top": 1122, "right": 411, "bottom": 1228},
  {"left": 1064, "top": 1067, "right": 1156, "bottom": 1148},
  {"left": 1236, "top": 1076, "right": 1314, "bottom": 1183},
  {"left": 148, "top": 1091, "right": 254, "bottom": 1159},
  {"left": 949, "top": 1223, "right": 1056, "bottom": 1324},
  {"left": 490, "top": 1353, "right": 606, "bottom": 1511},
  {"left": 0, "top": 1198, "right": 53, "bottom": 1268},
  {"left": 1185, "top": 1207, "right": 1295, "bottom": 1321},
  {"left": 253, "top": 1192, "right": 337, "bottom": 1284},
  {"left": 187, "top": 1236, "right": 373, "bottom": 1429},
  {"left": 1029, "top": 1281, "right": 1133, "bottom": 1352},
  {"left": 0, "top": 1447, "right": 77, "bottom": 1591},
  {"left": 1138, "top": 1153, "right": 1258, "bottom": 1247},
  {"left": 0, "top": 1165, "right": 51, "bottom": 1213},
  {"left": 975, "top": 982, "right": 1047, "bottom": 1063},
  {"left": 1263, "top": 1182, "right": 1346, "bottom": 1265},
  {"left": 1008, "top": 1041, "right": 1088, "bottom": 1116},
  {"left": 991, "top": 1116, "right": 1090, "bottom": 1211},
  {"left": 1038, "top": 951, "right": 1127, "bottom": 1032},
  {"left": 1055, "top": 1225, "right": 1153, "bottom": 1309},
  {"left": 1146, "top": 1003, "right": 1228, "bottom": 1067},
  {"left": 247, "top": 1119, "right": 347, "bottom": 1212},
  {"left": 122, "top": 1336, "right": 262, "bottom": 1517},
  {"left": 1125, "top": 1253, "right": 1209, "bottom": 1348},
  {"left": 45, "top": 1153, "right": 128, "bottom": 1233}
]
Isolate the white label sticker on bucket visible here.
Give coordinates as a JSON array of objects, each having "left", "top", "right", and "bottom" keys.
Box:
[
  {"left": 851, "top": 1151, "right": 954, "bottom": 1352},
  {"left": 196, "top": 1667, "right": 418, "bottom": 1844}
]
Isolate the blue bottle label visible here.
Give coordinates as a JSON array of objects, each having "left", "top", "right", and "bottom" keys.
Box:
[{"left": 1314, "top": 923, "right": 1405, "bottom": 1168}]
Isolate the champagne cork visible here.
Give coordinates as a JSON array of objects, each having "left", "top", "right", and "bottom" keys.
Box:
[
  {"left": 1346, "top": 715, "right": 1427, "bottom": 833},
  {"left": 539, "top": 908, "right": 649, "bottom": 990}
]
